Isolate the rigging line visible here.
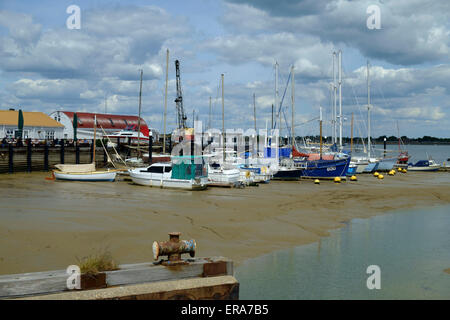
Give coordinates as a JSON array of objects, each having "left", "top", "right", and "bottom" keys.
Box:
[
  {"left": 294, "top": 116, "right": 320, "bottom": 127},
  {"left": 376, "top": 85, "right": 396, "bottom": 137},
  {"left": 274, "top": 69, "right": 292, "bottom": 130},
  {"left": 350, "top": 84, "right": 367, "bottom": 151},
  {"left": 98, "top": 124, "right": 127, "bottom": 166},
  {"left": 282, "top": 107, "right": 291, "bottom": 140}
]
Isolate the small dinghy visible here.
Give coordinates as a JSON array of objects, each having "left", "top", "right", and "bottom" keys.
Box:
[
  {"left": 53, "top": 163, "right": 117, "bottom": 182},
  {"left": 53, "top": 115, "right": 117, "bottom": 182}
]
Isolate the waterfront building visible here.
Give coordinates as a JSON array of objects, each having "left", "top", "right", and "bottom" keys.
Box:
[
  {"left": 48, "top": 111, "right": 158, "bottom": 140},
  {"left": 0, "top": 109, "right": 64, "bottom": 140}
]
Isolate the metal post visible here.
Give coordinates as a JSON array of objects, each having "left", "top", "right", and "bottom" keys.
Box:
[
  {"left": 75, "top": 141, "right": 80, "bottom": 164},
  {"left": 8, "top": 143, "right": 13, "bottom": 174},
  {"left": 148, "top": 136, "right": 153, "bottom": 164},
  {"left": 44, "top": 141, "right": 49, "bottom": 171},
  {"left": 27, "top": 139, "right": 32, "bottom": 172},
  {"left": 90, "top": 139, "right": 94, "bottom": 163},
  {"left": 60, "top": 139, "right": 65, "bottom": 164}
]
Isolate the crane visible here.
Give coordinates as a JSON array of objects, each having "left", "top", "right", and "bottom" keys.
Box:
[{"left": 174, "top": 60, "right": 187, "bottom": 129}]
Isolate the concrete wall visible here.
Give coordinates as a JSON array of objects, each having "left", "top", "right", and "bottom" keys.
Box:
[{"left": 16, "top": 276, "right": 239, "bottom": 300}]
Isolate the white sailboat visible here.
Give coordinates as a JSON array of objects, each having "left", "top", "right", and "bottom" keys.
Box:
[
  {"left": 129, "top": 158, "right": 208, "bottom": 190},
  {"left": 205, "top": 74, "right": 248, "bottom": 187},
  {"left": 351, "top": 61, "right": 380, "bottom": 173},
  {"left": 53, "top": 115, "right": 117, "bottom": 182}
]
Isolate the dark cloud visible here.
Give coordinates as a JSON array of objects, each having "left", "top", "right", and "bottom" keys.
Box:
[
  {"left": 225, "top": 0, "right": 332, "bottom": 17},
  {"left": 223, "top": 0, "right": 450, "bottom": 66}
]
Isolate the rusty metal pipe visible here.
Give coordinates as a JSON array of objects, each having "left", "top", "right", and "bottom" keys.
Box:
[{"left": 153, "top": 232, "right": 196, "bottom": 261}]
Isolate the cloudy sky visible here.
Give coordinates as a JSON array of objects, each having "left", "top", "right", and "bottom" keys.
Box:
[{"left": 0, "top": 0, "right": 449, "bottom": 138}]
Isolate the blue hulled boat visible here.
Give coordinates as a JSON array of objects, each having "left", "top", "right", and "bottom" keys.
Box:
[{"left": 294, "top": 157, "right": 351, "bottom": 179}]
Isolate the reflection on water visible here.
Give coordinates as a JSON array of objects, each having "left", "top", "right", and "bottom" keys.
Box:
[{"left": 236, "top": 205, "right": 450, "bottom": 299}]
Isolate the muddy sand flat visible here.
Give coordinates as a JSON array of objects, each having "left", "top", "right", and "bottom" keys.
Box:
[{"left": 1, "top": 171, "right": 449, "bottom": 275}]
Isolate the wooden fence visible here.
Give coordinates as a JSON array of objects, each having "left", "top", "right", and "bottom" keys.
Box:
[{"left": 0, "top": 139, "right": 142, "bottom": 174}]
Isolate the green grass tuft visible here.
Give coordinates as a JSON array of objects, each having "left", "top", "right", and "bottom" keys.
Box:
[{"left": 76, "top": 250, "right": 118, "bottom": 275}]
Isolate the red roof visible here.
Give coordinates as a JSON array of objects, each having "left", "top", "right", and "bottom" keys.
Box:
[{"left": 62, "top": 111, "right": 149, "bottom": 137}]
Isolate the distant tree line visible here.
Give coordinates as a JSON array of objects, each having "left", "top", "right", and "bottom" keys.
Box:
[{"left": 293, "top": 135, "right": 450, "bottom": 145}]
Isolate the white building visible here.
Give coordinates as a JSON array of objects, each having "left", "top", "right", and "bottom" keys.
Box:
[{"left": 0, "top": 110, "right": 64, "bottom": 140}]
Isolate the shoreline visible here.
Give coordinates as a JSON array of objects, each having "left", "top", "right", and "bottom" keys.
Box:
[{"left": 1, "top": 171, "right": 450, "bottom": 275}]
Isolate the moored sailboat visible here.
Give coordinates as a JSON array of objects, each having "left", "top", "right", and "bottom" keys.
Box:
[{"left": 53, "top": 115, "right": 118, "bottom": 182}]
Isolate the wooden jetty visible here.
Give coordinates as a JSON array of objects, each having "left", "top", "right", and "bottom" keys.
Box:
[
  {"left": 0, "top": 139, "right": 164, "bottom": 174},
  {"left": 0, "top": 257, "right": 238, "bottom": 300}
]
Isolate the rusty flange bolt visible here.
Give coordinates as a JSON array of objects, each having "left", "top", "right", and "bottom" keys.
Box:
[{"left": 152, "top": 232, "right": 196, "bottom": 262}]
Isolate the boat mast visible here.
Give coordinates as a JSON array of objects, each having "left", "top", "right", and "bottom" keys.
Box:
[
  {"left": 350, "top": 112, "right": 354, "bottom": 154},
  {"left": 271, "top": 104, "right": 274, "bottom": 131},
  {"left": 367, "top": 61, "right": 371, "bottom": 159},
  {"left": 209, "top": 96, "right": 212, "bottom": 130},
  {"left": 221, "top": 73, "right": 225, "bottom": 163},
  {"left": 163, "top": 49, "right": 169, "bottom": 154},
  {"left": 253, "top": 93, "right": 257, "bottom": 133},
  {"left": 93, "top": 114, "right": 97, "bottom": 165},
  {"left": 338, "top": 50, "right": 343, "bottom": 150},
  {"left": 275, "top": 61, "right": 279, "bottom": 139},
  {"left": 333, "top": 51, "right": 337, "bottom": 144},
  {"left": 291, "top": 65, "right": 295, "bottom": 147},
  {"left": 137, "top": 69, "right": 143, "bottom": 158},
  {"left": 319, "top": 107, "right": 323, "bottom": 159}
]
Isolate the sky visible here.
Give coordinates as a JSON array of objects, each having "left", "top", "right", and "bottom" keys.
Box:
[{"left": 0, "top": 0, "right": 449, "bottom": 138}]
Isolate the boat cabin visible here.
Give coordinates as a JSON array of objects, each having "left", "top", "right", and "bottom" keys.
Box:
[{"left": 142, "top": 158, "right": 207, "bottom": 180}]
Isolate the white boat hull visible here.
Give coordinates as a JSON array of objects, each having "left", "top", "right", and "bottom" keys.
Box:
[
  {"left": 354, "top": 163, "right": 368, "bottom": 173},
  {"left": 208, "top": 168, "right": 241, "bottom": 185},
  {"left": 129, "top": 170, "right": 207, "bottom": 190},
  {"left": 54, "top": 170, "right": 117, "bottom": 182},
  {"left": 407, "top": 165, "right": 441, "bottom": 171}
]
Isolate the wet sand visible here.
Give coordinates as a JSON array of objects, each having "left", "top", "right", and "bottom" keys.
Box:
[{"left": 1, "top": 171, "right": 450, "bottom": 275}]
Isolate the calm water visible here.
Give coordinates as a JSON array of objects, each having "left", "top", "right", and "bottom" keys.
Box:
[
  {"left": 354, "top": 144, "right": 450, "bottom": 164},
  {"left": 235, "top": 205, "right": 450, "bottom": 299}
]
